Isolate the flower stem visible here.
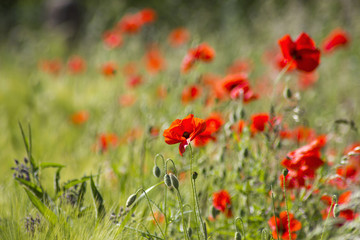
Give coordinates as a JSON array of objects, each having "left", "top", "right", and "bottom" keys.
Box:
[
  {"left": 320, "top": 198, "right": 335, "bottom": 240},
  {"left": 176, "top": 189, "right": 190, "bottom": 240},
  {"left": 270, "top": 185, "right": 280, "bottom": 240},
  {"left": 282, "top": 176, "right": 292, "bottom": 240}
]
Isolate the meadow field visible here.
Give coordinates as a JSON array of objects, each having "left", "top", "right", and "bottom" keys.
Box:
[{"left": 0, "top": 1, "right": 360, "bottom": 239}]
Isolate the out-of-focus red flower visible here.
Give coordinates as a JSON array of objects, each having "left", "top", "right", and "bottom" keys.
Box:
[
  {"left": 298, "top": 71, "right": 318, "bottom": 90},
  {"left": 221, "top": 73, "right": 258, "bottom": 103},
  {"left": 127, "top": 75, "right": 143, "bottom": 88},
  {"left": 322, "top": 29, "right": 350, "bottom": 53},
  {"left": 103, "top": 30, "right": 123, "bottom": 49},
  {"left": 181, "top": 85, "right": 201, "bottom": 104},
  {"left": 102, "top": 62, "right": 117, "bottom": 77},
  {"left": 151, "top": 211, "right": 165, "bottom": 225},
  {"left": 212, "top": 190, "right": 232, "bottom": 218},
  {"left": 263, "top": 48, "right": 296, "bottom": 72},
  {"left": 139, "top": 8, "right": 157, "bottom": 24},
  {"left": 122, "top": 62, "right": 137, "bottom": 77},
  {"left": 227, "top": 59, "right": 252, "bottom": 75},
  {"left": 98, "top": 133, "right": 118, "bottom": 153},
  {"left": 119, "top": 94, "right": 136, "bottom": 107},
  {"left": 268, "top": 211, "right": 302, "bottom": 240},
  {"left": 145, "top": 45, "right": 166, "bottom": 74},
  {"left": 67, "top": 56, "right": 86, "bottom": 74},
  {"left": 321, "top": 191, "right": 358, "bottom": 222},
  {"left": 163, "top": 114, "right": 206, "bottom": 156},
  {"left": 280, "top": 169, "right": 306, "bottom": 189},
  {"left": 40, "top": 59, "right": 62, "bottom": 76},
  {"left": 181, "top": 43, "right": 215, "bottom": 73},
  {"left": 280, "top": 126, "right": 317, "bottom": 144},
  {"left": 149, "top": 126, "right": 160, "bottom": 138},
  {"left": 168, "top": 27, "right": 190, "bottom": 47},
  {"left": 157, "top": 85, "right": 167, "bottom": 99},
  {"left": 71, "top": 111, "right": 89, "bottom": 125},
  {"left": 344, "top": 143, "right": 360, "bottom": 170},
  {"left": 250, "top": 113, "right": 269, "bottom": 133},
  {"left": 278, "top": 32, "right": 320, "bottom": 72},
  {"left": 194, "top": 113, "right": 224, "bottom": 147}
]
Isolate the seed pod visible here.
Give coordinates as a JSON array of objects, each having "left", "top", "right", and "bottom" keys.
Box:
[
  {"left": 170, "top": 173, "right": 179, "bottom": 189},
  {"left": 192, "top": 171, "right": 198, "bottom": 180},
  {"left": 153, "top": 165, "right": 161, "bottom": 178},
  {"left": 235, "top": 232, "right": 242, "bottom": 240},
  {"left": 164, "top": 174, "right": 171, "bottom": 187},
  {"left": 126, "top": 193, "right": 137, "bottom": 207}
]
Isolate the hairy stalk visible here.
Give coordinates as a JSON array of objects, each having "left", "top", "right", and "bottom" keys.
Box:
[
  {"left": 270, "top": 185, "right": 280, "bottom": 240},
  {"left": 164, "top": 158, "right": 176, "bottom": 238},
  {"left": 320, "top": 197, "right": 335, "bottom": 240},
  {"left": 188, "top": 144, "right": 203, "bottom": 239},
  {"left": 235, "top": 217, "right": 246, "bottom": 240},
  {"left": 136, "top": 188, "right": 165, "bottom": 239},
  {"left": 282, "top": 175, "right": 292, "bottom": 240},
  {"left": 176, "top": 189, "right": 190, "bottom": 240},
  {"left": 271, "top": 63, "right": 291, "bottom": 104}
]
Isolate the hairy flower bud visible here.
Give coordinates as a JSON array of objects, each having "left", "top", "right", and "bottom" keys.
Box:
[
  {"left": 126, "top": 193, "right": 137, "bottom": 207},
  {"left": 235, "top": 232, "right": 242, "bottom": 240},
  {"left": 283, "top": 168, "right": 289, "bottom": 177},
  {"left": 164, "top": 174, "right": 171, "bottom": 187},
  {"left": 192, "top": 171, "right": 198, "bottom": 180},
  {"left": 153, "top": 165, "right": 161, "bottom": 178},
  {"left": 170, "top": 173, "right": 179, "bottom": 189}
]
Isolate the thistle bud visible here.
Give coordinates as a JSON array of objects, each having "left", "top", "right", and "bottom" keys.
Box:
[
  {"left": 153, "top": 165, "right": 161, "bottom": 178},
  {"left": 235, "top": 232, "right": 242, "bottom": 240},
  {"left": 126, "top": 193, "right": 137, "bottom": 207},
  {"left": 170, "top": 173, "right": 179, "bottom": 189},
  {"left": 164, "top": 174, "right": 171, "bottom": 187},
  {"left": 192, "top": 171, "right": 198, "bottom": 180},
  {"left": 283, "top": 168, "right": 289, "bottom": 177}
]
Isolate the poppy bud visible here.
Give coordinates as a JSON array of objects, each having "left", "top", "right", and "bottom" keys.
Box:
[
  {"left": 211, "top": 206, "right": 220, "bottom": 218},
  {"left": 243, "top": 148, "right": 249, "bottom": 158},
  {"left": 235, "top": 232, "right": 242, "bottom": 240},
  {"left": 164, "top": 174, "right": 171, "bottom": 187},
  {"left": 283, "top": 169, "right": 289, "bottom": 177},
  {"left": 240, "top": 108, "right": 246, "bottom": 119},
  {"left": 333, "top": 203, "right": 339, "bottom": 217},
  {"left": 187, "top": 227, "right": 192, "bottom": 238},
  {"left": 153, "top": 165, "right": 161, "bottom": 178},
  {"left": 283, "top": 87, "right": 292, "bottom": 99},
  {"left": 170, "top": 173, "right": 179, "bottom": 189},
  {"left": 126, "top": 193, "right": 137, "bottom": 207},
  {"left": 192, "top": 171, "right": 198, "bottom": 180}
]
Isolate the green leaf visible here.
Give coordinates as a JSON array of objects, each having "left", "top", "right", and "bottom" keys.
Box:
[
  {"left": 24, "top": 188, "right": 57, "bottom": 225},
  {"left": 15, "top": 177, "right": 43, "bottom": 200},
  {"left": 54, "top": 168, "right": 61, "bottom": 195},
  {"left": 90, "top": 176, "right": 106, "bottom": 220},
  {"left": 18, "top": 122, "right": 37, "bottom": 172},
  {"left": 77, "top": 181, "right": 87, "bottom": 209},
  {"left": 40, "top": 162, "right": 65, "bottom": 169}
]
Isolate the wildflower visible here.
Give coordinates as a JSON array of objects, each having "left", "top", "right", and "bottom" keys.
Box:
[
  {"left": 127, "top": 75, "right": 143, "bottom": 88},
  {"left": 98, "top": 133, "right": 118, "bottom": 153},
  {"left": 103, "top": 30, "right": 123, "bottom": 49},
  {"left": 227, "top": 59, "right": 252, "bottom": 75},
  {"left": 322, "top": 28, "right": 350, "bottom": 53},
  {"left": 67, "top": 55, "right": 86, "bottom": 74},
  {"left": 321, "top": 191, "right": 358, "bottom": 222},
  {"left": 144, "top": 45, "right": 166, "bottom": 74},
  {"left": 168, "top": 27, "right": 190, "bottom": 47},
  {"left": 70, "top": 111, "right": 89, "bottom": 125},
  {"left": 181, "top": 85, "right": 202, "bottom": 104},
  {"left": 212, "top": 190, "right": 232, "bottom": 218},
  {"left": 181, "top": 43, "right": 215, "bottom": 73},
  {"left": 194, "top": 113, "right": 224, "bottom": 147},
  {"left": 297, "top": 72, "right": 318, "bottom": 90},
  {"left": 138, "top": 8, "right": 157, "bottom": 24},
  {"left": 221, "top": 73, "right": 258, "bottom": 103},
  {"left": 268, "top": 211, "right": 302, "bottom": 240},
  {"left": 40, "top": 59, "right": 62, "bottom": 75},
  {"left": 152, "top": 211, "right": 165, "bottom": 225},
  {"left": 278, "top": 32, "right": 320, "bottom": 72},
  {"left": 250, "top": 113, "right": 269, "bottom": 133},
  {"left": 163, "top": 114, "right": 206, "bottom": 156},
  {"left": 118, "top": 94, "right": 136, "bottom": 107},
  {"left": 117, "top": 13, "right": 143, "bottom": 34},
  {"left": 101, "top": 62, "right": 117, "bottom": 77}
]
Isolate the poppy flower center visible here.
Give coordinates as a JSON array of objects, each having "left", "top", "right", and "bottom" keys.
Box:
[{"left": 182, "top": 131, "right": 190, "bottom": 138}]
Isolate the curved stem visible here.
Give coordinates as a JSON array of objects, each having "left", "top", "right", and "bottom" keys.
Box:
[
  {"left": 282, "top": 176, "right": 292, "bottom": 240},
  {"left": 234, "top": 217, "right": 246, "bottom": 239},
  {"left": 189, "top": 144, "right": 206, "bottom": 239},
  {"left": 176, "top": 189, "right": 190, "bottom": 240}
]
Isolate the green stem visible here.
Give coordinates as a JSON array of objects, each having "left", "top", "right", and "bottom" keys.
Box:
[
  {"left": 282, "top": 176, "right": 292, "bottom": 240},
  {"left": 234, "top": 217, "right": 246, "bottom": 240},
  {"left": 176, "top": 189, "right": 190, "bottom": 240},
  {"left": 270, "top": 186, "right": 280, "bottom": 240},
  {"left": 271, "top": 63, "right": 291, "bottom": 105},
  {"left": 189, "top": 144, "right": 206, "bottom": 239},
  {"left": 320, "top": 198, "right": 335, "bottom": 240}
]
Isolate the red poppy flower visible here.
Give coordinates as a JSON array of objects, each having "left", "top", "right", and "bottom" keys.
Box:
[
  {"left": 144, "top": 45, "right": 166, "bottom": 74},
  {"left": 194, "top": 113, "right": 224, "bottom": 147},
  {"left": 280, "top": 169, "right": 307, "bottom": 189},
  {"left": 221, "top": 73, "right": 258, "bottom": 103},
  {"left": 213, "top": 190, "right": 232, "bottom": 218},
  {"left": 157, "top": 85, "right": 167, "bottom": 99},
  {"left": 268, "top": 211, "right": 302, "bottom": 240},
  {"left": 119, "top": 94, "right": 136, "bottom": 107},
  {"left": 181, "top": 85, "right": 201, "bottom": 104},
  {"left": 139, "top": 8, "right": 157, "bottom": 24},
  {"left": 102, "top": 62, "right": 117, "bottom": 77},
  {"left": 127, "top": 75, "right": 143, "bottom": 88},
  {"left": 321, "top": 191, "right": 357, "bottom": 221},
  {"left": 103, "top": 30, "right": 123, "bottom": 49},
  {"left": 98, "top": 133, "right": 118, "bottom": 153},
  {"left": 322, "top": 29, "right": 350, "bottom": 53},
  {"left": 70, "top": 111, "right": 89, "bottom": 125},
  {"left": 181, "top": 43, "right": 215, "bottom": 73},
  {"left": 250, "top": 113, "right": 269, "bottom": 133},
  {"left": 40, "top": 59, "right": 62, "bottom": 76},
  {"left": 117, "top": 13, "right": 143, "bottom": 34},
  {"left": 67, "top": 56, "right": 86, "bottom": 74},
  {"left": 168, "top": 27, "right": 190, "bottom": 47},
  {"left": 278, "top": 32, "right": 320, "bottom": 72},
  {"left": 122, "top": 62, "right": 138, "bottom": 77},
  {"left": 163, "top": 114, "right": 206, "bottom": 156},
  {"left": 227, "top": 59, "right": 252, "bottom": 75}
]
